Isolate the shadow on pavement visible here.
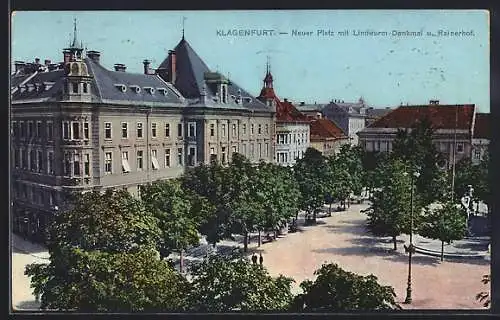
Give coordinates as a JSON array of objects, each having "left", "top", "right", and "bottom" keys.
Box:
[
  {"left": 453, "top": 242, "right": 489, "bottom": 251},
  {"left": 14, "top": 300, "right": 41, "bottom": 311},
  {"left": 11, "top": 234, "right": 48, "bottom": 255}
]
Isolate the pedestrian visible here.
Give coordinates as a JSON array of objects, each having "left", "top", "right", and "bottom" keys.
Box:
[
  {"left": 252, "top": 253, "right": 257, "bottom": 265},
  {"left": 259, "top": 253, "right": 263, "bottom": 266}
]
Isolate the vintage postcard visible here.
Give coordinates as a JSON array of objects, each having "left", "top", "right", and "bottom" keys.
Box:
[{"left": 10, "top": 10, "right": 490, "bottom": 312}]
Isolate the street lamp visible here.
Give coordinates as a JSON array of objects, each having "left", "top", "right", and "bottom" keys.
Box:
[{"left": 404, "top": 169, "right": 420, "bottom": 304}]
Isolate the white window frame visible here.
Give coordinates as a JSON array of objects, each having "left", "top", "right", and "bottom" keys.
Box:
[
  {"left": 83, "top": 122, "right": 90, "bottom": 140},
  {"left": 151, "top": 149, "right": 159, "bottom": 170},
  {"left": 84, "top": 154, "right": 90, "bottom": 176},
  {"left": 104, "top": 152, "right": 113, "bottom": 174},
  {"left": 73, "top": 153, "right": 81, "bottom": 176},
  {"left": 151, "top": 122, "right": 158, "bottom": 138},
  {"left": 242, "top": 123, "right": 247, "bottom": 135},
  {"left": 222, "top": 124, "right": 226, "bottom": 137},
  {"left": 210, "top": 123, "right": 215, "bottom": 137},
  {"left": 232, "top": 123, "right": 237, "bottom": 137},
  {"left": 121, "top": 122, "right": 129, "bottom": 139},
  {"left": 36, "top": 121, "right": 42, "bottom": 139},
  {"left": 177, "top": 123, "right": 183, "bottom": 138},
  {"left": 177, "top": 147, "right": 183, "bottom": 166},
  {"left": 251, "top": 124, "right": 254, "bottom": 135},
  {"left": 165, "top": 123, "right": 170, "bottom": 137},
  {"left": 104, "top": 122, "right": 112, "bottom": 140},
  {"left": 137, "top": 122, "right": 144, "bottom": 139},
  {"left": 165, "top": 149, "right": 171, "bottom": 167},
  {"left": 188, "top": 122, "right": 196, "bottom": 138},
  {"left": 71, "top": 121, "right": 80, "bottom": 140},
  {"left": 456, "top": 142, "right": 464, "bottom": 154},
  {"left": 137, "top": 150, "right": 144, "bottom": 171},
  {"left": 122, "top": 151, "right": 131, "bottom": 173},
  {"left": 62, "top": 121, "right": 70, "bottom": 140},
  {"left": 37, "top": 150, "right": 43, "bottom": 173},
  {"left": 188, "top": 147, "right": 196, "bottom": 166}
]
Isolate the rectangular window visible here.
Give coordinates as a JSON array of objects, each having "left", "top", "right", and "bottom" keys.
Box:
[
  {"left": 30, "top": 150, "right": 36, "bottom": 171},
  {"left": 72, "top": 82, "right": 78, "bottom": 93},
  {"left": 177, "top": 123, "right": 183, "bottom": 137},
  {"left": 232, "top": 124, "right": 237, "bottom": 137},
  {"left": 21, "top": 149, "right": 27, "bottom": 169},
  {"left": 64, "top": 153, "right": 71, "bottom": 176},
  {"left": 222, "top": 124, "right": 226, "bottom": 137},
  {"left": 151, "top": 123, "right": 157, "bottom": 138},
  {"left": 242, "top": 124, "right": 247, "bottom": 135},
  {"left": 121, "top": 122, "right": 128, "bottom": 139},
  {"left": 72, "top": 122, "right": 80, "bottom": 140},
  {"left": 251, "top": 124, "right": 254, "bottom": 135},
  {"left": 265, "top": 143, "right": 269, "bottom": 157},
  {"left": 137, "top": 122, "right": 143, "bottom": 138},
  {"left": 258, "top": 143, "right": 262, "bottom": 158},
  {"left": 20, "top": 121, "right": 26, "bottom": 138},
  {"left": 14, "top": 149, "right": 20, "bottom": 168},
  {"left": 232, "top": 145, "right": 237, "bottom": 155},
  {"left": 104, "top": 122, "right": 112, "bottom": 139},
  {"left": 165, "top": 123, "right": 170, "bottom": 137},
  {"left": 73, "top": 154, "right": 81, "bottom": 176},
  {"left": 221, "top": 147, "right": 227, "bottom": 164},
  {"left": 28, "top": 121, "right": 33, "bottom": 138},
  {"left": 188, "top": 147, "right": 196, "bottom": 166},
  {"left": 210, "top": 147, "right": 217, "bottom": 163},
  {"left": 474, "top": 149, "right": 481, "bottom": 159},
  {"left": 37, "top": 150, "right": 43, "bottom": 172},
  {"left": 250, "top": 144, "right": 254, "bottom": 158},
  {"left": 151, "top": 150, "right": 159, "bottom": 170},
  {"left": 188, "top": 122, "right": 196, "bottom": 137},
  {"left": 12, "top": 121, "right": 17, "bottom": 138},
  {"left": 165, "top": 149, "right": 171, "bottom": 167},
  {"left": 210, "top": 124, "right": 215, "bottom": 137},
  {"left": 258, "top": 124, "right": 262, "bottom": 135},
  {"left": 137, "top": 150, "right": 144, "bottom": 170},
  {"left": 83, "top": 83, "right": 88, "bottom": 93},
  {"left": 122, "top": 151, "right": 130, "bottom": 173},
  {"left": 104, "top": 152, "right": 112, "bottom": 174},
  {"left": 177, "top": 148, "right": 183, "bottom": 166},
  {"left": 84, "top": 154, "right": 90, "bottom": 176},
  {"left": 36, "top": 121, "right": 42, "bottom": 138},
  {"left": 242, "top": 144, "right": 246, "bottom": 156},
  {"left": 457, "top": 143, "right": 464, "bottom": 153},
  {"left": 265, "top": 124, "right": 269, "bottom": 134},
  {"left": 83, "top": 122, "right": 89, "bottom": 140},
  {"left": 62, "top": 122, "right": 70, "bottom": 139}
]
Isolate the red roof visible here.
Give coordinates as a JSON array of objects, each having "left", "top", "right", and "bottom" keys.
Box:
[
  {"left": 369, "top": 104, "right": 475, "bottom": 130},
  {"left": 474, "top": 113, "right": 489, "bottom": 139},
  {"left": 257, "top": 81, "right": 309, "bottom": 123},
  {"left": 310, "top": 119, "right": 346, "bottom": 140}
]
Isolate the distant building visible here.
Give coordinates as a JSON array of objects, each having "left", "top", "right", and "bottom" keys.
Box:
[
  {"left": 321, "top": 97, "right": 370, "bottom": 145},
  {"left": 357, "top": 101, "right": 476, "bottom": 168},
  {"left": 309, "top": 119, "right": 349, "bottom": 156},
  {"left": 257, "top": 65, "right": 310, "bottom": 166},
  {"left": 365, "top": 107, "right": 392, "bottom": 127},
  {"left": 471, "top": 113, "right": 489, "bottom": 164},
  {"left": 295, "top": 102, "right": 325, "bottom": 120}
]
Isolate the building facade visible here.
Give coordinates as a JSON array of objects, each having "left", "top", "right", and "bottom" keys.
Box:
[
  {"left": 471, "top": 113, "right": 489, "bottom": 164},
  {"left": 309, "top": 119, "right": 350, "bottom": 156},
  {"left": 10, "top": 26, "right": 275, "bottom": 242},
  {"left": 256, "top": 65, "right": 310, "bottom": 166},
  {"left": 357, "top": 102, "right": 476, "bottom": 168}
]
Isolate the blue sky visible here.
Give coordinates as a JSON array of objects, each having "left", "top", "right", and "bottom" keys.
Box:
[{"left": 11, "top": 10, "right": 489, "bottom": 112}]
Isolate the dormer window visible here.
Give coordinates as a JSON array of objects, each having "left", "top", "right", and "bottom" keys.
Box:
[
  {"left": 114, "top": 84, "right": 127, "bottom": 93},
  {"left": 156, "top": 88, "right": 168, "bottom": 96},
  {"left": 130, "top": 85, "right": 141, "bottom": 94},
  {"left": 144, "top": 87, "right": 155, "bottom": 95}
]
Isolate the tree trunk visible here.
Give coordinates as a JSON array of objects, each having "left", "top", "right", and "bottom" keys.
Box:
[
  {"left": 243, "top": 230, "right": 248, "bottom": 253},
  {"left": 441, "top": 241, "right": 444, "bottom": 262},
  {"left": 312, "top": 210, "right": 317, "bottom": 223},
  {"left": 329, "top": 202, "right": 332, "bottom": 216},
  {"left": 258, "top": 230, "right": 261, "bottom": 247},
  {"left": 179, "top": 249, "right": 184, "bottom": 273},
  {"left": 393, "top": 235, "right": 397, "bottom": 251}
]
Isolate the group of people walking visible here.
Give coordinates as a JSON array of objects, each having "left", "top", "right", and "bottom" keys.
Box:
[{"left": 251, "top": 252, "right": 264, "bottom": 266}]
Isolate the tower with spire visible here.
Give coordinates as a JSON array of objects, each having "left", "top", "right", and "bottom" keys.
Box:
[
  {"left": 258, "top": 57, "right": 277, "bottom": 110},
  {"left": 263, "top": 56, "right": 274, "bottom": 89},
  {"left": 62, "top": 18, "right": 92, "bottom": 102}
]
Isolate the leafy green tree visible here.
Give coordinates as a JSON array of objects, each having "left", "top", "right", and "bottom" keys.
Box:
[
  {"left": 452, "top": 157, "right": 490, "bottom": 213},
  {"left": 25, "top": 248, "right": 190, "bottom": 312},
  {"left": 294, "top": 148, "right": 330, "bottom": 223},
  {"left": 47, "top": 189, "right": 161, "bottom": 254},
  {"left": 391, "top": 117, "right": 446, "bottom": 206},
  {"left": 181, "top": 163, "right": 234, "bottom": 246},
  {"left": 290, "top": 263, "right": 401, "bottom": 312},
  {"left": 364, "top": 159, "right": 423, "bottom": 250},
  {"left": 187, "top": 253, "right": 295, "bottom": 312},
  {"left": 418, "top": 200, "right": 467, "bottom": 261},
  {"left": 139, "top": 180, "right": 202, "bottom": 271}
]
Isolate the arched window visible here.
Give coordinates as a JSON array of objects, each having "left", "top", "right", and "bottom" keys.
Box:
[
  {"left": 72, "top": 82, "right": 78, "bottom": 93},
  {"left": 71, "top": 63, "right": 79, "bottom": 75},
  {"left": 83, "top": 83, "right": 88, "bottom": 93}
]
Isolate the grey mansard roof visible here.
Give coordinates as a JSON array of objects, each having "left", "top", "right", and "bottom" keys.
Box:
[
  {"left": 11, "top": 58, "right": 185, "bottom": 106},
  {"left": 159, "top": 38, "right": 271, "bottom": 112}
]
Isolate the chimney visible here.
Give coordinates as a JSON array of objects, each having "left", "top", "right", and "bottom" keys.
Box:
[
  {"left": 63, "top": 49, "right": 71, "bottom": 64},
  {"left": 143, "top": 59, "right": 151, "bottom": 75},
  {"left": 87, "top": 50, "right": 101, "bottom": 64},
  {"left": 44, "top": 59, "right": 51, "bottom": 66},
  {"left": 284, "top": 98, "right": 288, "bottom": 103},
  {"left": 14, "top": 61, "right": 25, "bottom": 73},
  {"left": 168, "top": 50, "right": 176, "bottom": 84},
  {"left": 114, "top": 63, "right": 126, "bottom": 72},
  {"left": 35, "top": 57, "right": 40, "bottom": 64},
  {"left": 300, "top": 101, "right": 305, "bottom": 106},
  {"left": 429, "top": 100, "right": 439, "bottom": 105}
]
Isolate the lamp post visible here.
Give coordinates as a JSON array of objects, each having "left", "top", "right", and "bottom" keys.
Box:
[{"left": 404, "top": 170, "right": 420, "bottom": 304}]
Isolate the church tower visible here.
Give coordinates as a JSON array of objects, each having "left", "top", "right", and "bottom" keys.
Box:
[
  {"left": 62, "top": 19, "right": 92, "bottom": 102},
  {"left": 257, "top": 57, "right": 277, "bottom": 110}
]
